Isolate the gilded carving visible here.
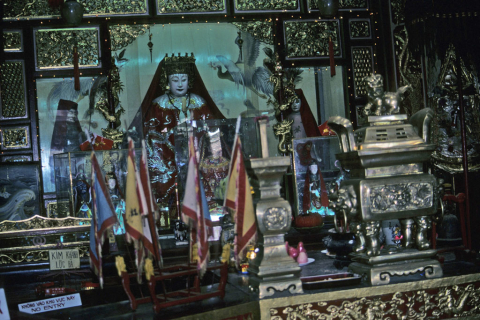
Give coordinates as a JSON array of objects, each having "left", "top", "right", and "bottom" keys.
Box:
[
  {"left": 370, "top": 182, "right": 433, "bottom": 213},
  {"left": 273, "top": 119, "right": 294, "bottom": 154},
  {"left": 0, "top": 246, "right": 89, "bottom": 264},
  {"left": 0, "top": 215, "right": 91, "bottom": 232},
  {"left": 110, "top": 25, "right": 149, "bottom": 52},
  {"left": 309, "top": 0, "right": 367, "bottom": 10},
  {"left": 431, "top": 45, "right": 480, "bottom": 173},
  {"left": 3, "top": 31, "right": 22, "bottom": 51},
  {"left": 352, "top": 46, "right": 373, "bottom": 98},
  {"left": 158, "top": 0, "right": 225, "bottom": 13},
  {"left": 272, "top": 283, "right": 480, "bottom": 319},
  {"left": 349, "top": 20, "right": 370, "bottom": 39},
  {"left": 1, "top": 126, "right": 29, "bottom": 149},
  {"left": 263, "top": 207, "right": 288, "bottom": 230},
  {"left": 390, "top": 0, "right": 406, "bottom": 25},
  {"left": 2, "top": 155, "right": 32, "bottom": 162},
  {"left": 3, "top": 0, "right": 147, "bottom": 20},
  {"left": 34, "top": 28, "right": 99, "bottom": 69},
  {"left": 0, "top": 61, "right": 27, "bottom": 119},
  {"left": 394, "top": 26, "right": 424, "bottom": 116},
  {"left": 235, "top": 0, "right": 297, "bottom": 11},
  {"left": 284, "top": 21, "right": 340, "bottom": 58},
  {"left": 232, "top": 21, "right": 274, "bottom": 45},
  {"left": 339, "top": 0, "right": 367, "bottom": 7}
]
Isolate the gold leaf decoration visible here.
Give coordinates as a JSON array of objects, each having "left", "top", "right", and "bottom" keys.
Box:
[
  {"left": 350, "top": 20, "right": 370, "bottom": 39},
  {"left": 284, "top": 21, "right": 340, "bottom": 58},
  {"left": 309, "top": 0, "right": 367, "bottom": 10},
  {"left": 352, "top": 46, "right": 373, "bottom": 98},
  {"left": 1, "top": 126, "right": 29, "bottom": 149},
  {"left": 35, "top": 28, "right": 99, "bottom": 69},
  {"left": 232, "top": 21, "right": 274, "bottom": 45},
  {"left": 271, "top": 283, "right": 480, "bottom": 319},
  {"left": 110, "top": 25, "right": 149, "bottom": 52},
  {"left": 157, "top": 0, "right": 225, "bottom": 13},
  {"left": 235, "top": 0, "right": 298, "bottom": 11},
  {"left": 0, "top": 215, "right": 91, "bottom": 232},
  {"left": 0, "top": 61, "right": 27, "bottom": 119},
  {"left": 3, "top": 31, "right": 22, "bottom": 51},
  {"left": 3, "top": 0, "right": 147, "bottom": 20}
]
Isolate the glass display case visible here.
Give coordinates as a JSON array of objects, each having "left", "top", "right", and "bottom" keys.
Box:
[
  {"left": 173, "top": 113, "right": 276, "bottom": 240},
  {"left": 53, "top": 149, "right": 141, "bottom": 218},
  {"left": 292, "top": 136, "right": 341, "bottom": 217}
]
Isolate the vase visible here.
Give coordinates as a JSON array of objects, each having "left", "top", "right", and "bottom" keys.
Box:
[{"left": 317, "top": 0, "right": 339, "bottom": 18}]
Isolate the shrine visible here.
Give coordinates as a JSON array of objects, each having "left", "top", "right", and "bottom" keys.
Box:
[{"left": 2, "top": 1, "right": 480, "bottom": 319}]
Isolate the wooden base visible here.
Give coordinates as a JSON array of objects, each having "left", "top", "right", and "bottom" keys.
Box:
[{"left": 120, "top": 262, "right": 228, "bottom": 314}]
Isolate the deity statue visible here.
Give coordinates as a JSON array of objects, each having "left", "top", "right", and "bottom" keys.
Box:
[
  {"left": 287, "top": 95, "right": 307, "bottom": 140},
  {"left": 73, "top": 170, "right": 91, "bottom": 219},
  {"left": 303, "top": 163, "right": 334, "bottom": 216},
  {"left": 363, "top": 74, "right": 411, "bottom": 116},
  {"left": 138, "top": 53, "right": 225, "bottom": 218},
  {"left": 296, "top": 141, "right": 333, "bottom": 216},
  {"left": 199, "top": 128, "right": 230, "bottom": 208}
]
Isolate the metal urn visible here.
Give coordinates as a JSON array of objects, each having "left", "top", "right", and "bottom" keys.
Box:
[
  {"left": 247, "top": 118, "right": 303, "bottom": 299},
  {"left": 328, "top": 74, "right": 444, "bottom": 285}
]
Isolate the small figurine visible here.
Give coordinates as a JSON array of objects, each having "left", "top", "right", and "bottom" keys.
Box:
[
  {"left": 287, "top": 95, "right": 307, "bottom": 139},
  {"left": 364, "top": 74, "right": 410, "bottom": 116}
]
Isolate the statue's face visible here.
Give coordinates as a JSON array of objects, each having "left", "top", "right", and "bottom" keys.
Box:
[
  {"left": 168, "top": 73, "right": 189, "bottom": 97},
  {"left": 309, "top": 164, "right": 318, "bottom": 174},
  {"left": 108, "top": 178, "right": 116, "bottom": 190},
  {"left": 291, "top": 98, "right": 301, "bottom": 112},
  {"left": 368, "top": 86, "right": 383, "bottom": 99}
]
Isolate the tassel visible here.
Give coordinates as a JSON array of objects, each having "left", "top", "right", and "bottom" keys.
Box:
[
  {"left": 74, "top": 46, "right": 80, "bottom": 91},
  {"left": 329, "top": 36, "right": 336, "bottom": 77}
]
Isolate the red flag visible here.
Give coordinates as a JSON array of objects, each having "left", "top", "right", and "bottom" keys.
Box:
[
  {"left": 89, "top": 151, "right": 117, "bottom": 288},
  {"left": 181, "top": 136, "right": 210, "bottom": 277},
  {"left": 137, "top": 139, "right": 163, "bottom": 268}
]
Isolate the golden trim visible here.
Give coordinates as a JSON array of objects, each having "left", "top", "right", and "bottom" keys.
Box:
[
  {"left": 0, "top": 214, "right": 90, "bottom": 233},
  {"left": 260, "top": 273, "right": 480, "bottom": 319}
]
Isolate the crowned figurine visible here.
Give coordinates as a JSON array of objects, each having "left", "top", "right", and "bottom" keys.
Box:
[{"left": 140, "top": 53, "right": 225, "bottom": 219}]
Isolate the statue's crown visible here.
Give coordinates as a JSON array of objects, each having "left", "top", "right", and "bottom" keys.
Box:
[
  {"left": 164, "top": 52, "right": 195, "bottom": 76},
  {"left": 364, "top": 73, "right": 383, "bottom": 88}
]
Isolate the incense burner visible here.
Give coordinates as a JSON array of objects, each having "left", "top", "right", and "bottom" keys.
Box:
[{"left": 328, "top": 79, "right": 444, "bottom": 285}]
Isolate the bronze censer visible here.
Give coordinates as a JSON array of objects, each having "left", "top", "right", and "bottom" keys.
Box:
[{"left": 328, "top": 74, "right": 444, "bottom": 285}]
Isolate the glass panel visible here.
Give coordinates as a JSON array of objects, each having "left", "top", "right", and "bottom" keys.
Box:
[{"left": 37, "top": 76, "right": 109, "bottom": 193}]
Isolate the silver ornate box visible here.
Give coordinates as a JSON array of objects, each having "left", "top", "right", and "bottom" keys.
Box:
[{"left": 328, "top": 75, "right": 444, "bottom": 285}]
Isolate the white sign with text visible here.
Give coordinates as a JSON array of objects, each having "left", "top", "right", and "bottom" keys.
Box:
[
  {"left": 18, "top": 293, "right": 82, "bottom": 314},
  {"left": 0, "top": 288, "right": 11, "bottom": 320},
  {"left": 49, "top": 249, "right": 80, "bottom": 270}
]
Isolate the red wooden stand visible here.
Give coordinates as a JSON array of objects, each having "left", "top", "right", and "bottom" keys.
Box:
[{"left": 119, "top": 262, "right": 228, "bottom": 314}]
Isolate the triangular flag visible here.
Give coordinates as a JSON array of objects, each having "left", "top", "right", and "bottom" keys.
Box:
[
  {"left": 181, "top": 136, "right": 211, "bottom": 277},
  {"left": 224, "top": 117, "right": 257, "bottom": 267},
  {"left": 89, "top": 151, "right": 117, "bottom": 288},
  {"left": 125, "top": 138, "right": 145, "bottom": 282},
  {"left": 137, "top": 139, "right": 163, "bottom": 268}
]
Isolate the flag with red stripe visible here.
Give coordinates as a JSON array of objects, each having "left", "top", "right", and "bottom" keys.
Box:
[
  {"left": 181, "top": 136, "right": 211, "bottom": 277},
  {"left": 224, "top": 117, "right": 257, "bottom": 266},
  {"left": 89, "top": 151, "right": 117, "bottom": 288},
  {"left": 137, "top": 139, "right": 163, "bottom": 268},
  {"left": 125, "top": 138, "right": 145, "bottom": 282}
]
